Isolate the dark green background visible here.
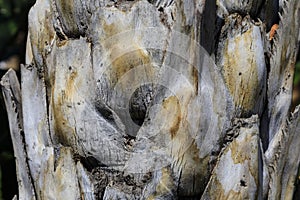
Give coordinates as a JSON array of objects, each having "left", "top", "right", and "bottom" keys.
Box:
[{"left": 0, "top": 1, "right": 35, "bottom": 199}]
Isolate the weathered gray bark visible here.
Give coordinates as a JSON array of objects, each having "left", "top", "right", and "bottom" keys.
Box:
[{"left": 1, "top": 0, "right": 300, "bottom": 199}]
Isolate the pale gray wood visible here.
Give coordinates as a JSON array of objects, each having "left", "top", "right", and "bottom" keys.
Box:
[
  {"left": 21, "top": 64, "right": 51, "bottom": 182},
  {"left": 265, "top": 106, "right": 300, "bottom": 200},
  {"left": 280, "top": 106, "right": 300, "bottom": 199},
  {"left": 266, "top": 0, "right": 300, "bottom": 144},
  {"left": 46, "top": 37, "right": 128, "bottom": 169},
  {"left": 201, "top": 116, "right": 260, "bottom": 200},
  {"left": 216, "top": 13, "right": 266, "bottom": 117},
  {"left": 103, "top": 186, "right": 136, "bottom": 200},
  {"left": 1, "top": 69, "right": 35, "bottom": 200},
  {"left": 36, "top": 147, "right": 81, "bottom": 199},
  {"left": 76, "top": 162, "right": 96, "bottom": 200},
  {"left": 1, "top": 0, "right": 300, "bottom": 199}
]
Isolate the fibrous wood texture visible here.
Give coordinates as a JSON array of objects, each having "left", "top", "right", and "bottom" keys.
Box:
[{"left": 1, "top": 0, "right": 300, "bottom": 199}]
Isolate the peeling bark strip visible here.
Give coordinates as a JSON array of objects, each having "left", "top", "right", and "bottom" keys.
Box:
[
  {"left": 0, "top": 69, "right": 36, "bottom": 200},
  {"left": 201, "top": 116, "right": 260, "bottom": 200},
  {"left": 1, "top": 0, "right": 300, "bottom": 199}
]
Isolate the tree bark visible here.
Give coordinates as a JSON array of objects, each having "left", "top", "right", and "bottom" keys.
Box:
[{"left": 1, "top": 0, "right": 300, "bottom": 199}]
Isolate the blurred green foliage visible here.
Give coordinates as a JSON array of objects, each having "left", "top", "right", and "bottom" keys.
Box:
[
  {"left": 0, "top": 0, "right": 18, "bottom": 54},
  {"left": 0, "top": 0, "right": 36, "bottom": 60},
  {"left": 0, "top": 1, "right": 36, "bottom": 199}
]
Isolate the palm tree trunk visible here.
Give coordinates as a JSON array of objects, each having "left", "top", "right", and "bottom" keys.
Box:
[{"left": 1, "top": 0, "right": 300, "bottom": 199}]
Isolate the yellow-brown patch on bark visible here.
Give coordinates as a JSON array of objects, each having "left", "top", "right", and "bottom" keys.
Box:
[
  {"left": 162, "top": 96, "right": 181, "bottom": 139},
  {"left": 36, "top": 10, "right": 56, "bottom": 54},
  {"left": 110, "top": 48, "right": 151, "bottom": 86},
  {"left": 103, "top": 22, "right": 119, "bottom": 36},
  {"left": 56, "top": 39, "right": 68, "bottom": 47},
  {"left": 65, "top": 70, "right": 78, "bottom": 99},
  {"left": 145, "top": 168, "right": 175, "bottom": 199},
  {"left": 51, "top": 69, "right": 79, "bottom": 147},
  {"left": 222, "top": 28, "right": 259, "bottom": 112},
  {"left": 102, "top": 21, "right": 155, "bottom": 87},
  {"left": 170, "top": 115, "right": 181, "bottom": 139},
  {"left": 192, "top": 67, "right": 198, "bottom": 95},
  {"left": 189, "top": 141, "right": 201, "bottom": 163},
  {"left": 51, "top": 94, "right": 75, "bottom": 146},
  {"left": 230, "top": 133, "right": 253, "bottom": 164},
  {"left": 155, "top": 167, "right": 175, "bottom": 195}
]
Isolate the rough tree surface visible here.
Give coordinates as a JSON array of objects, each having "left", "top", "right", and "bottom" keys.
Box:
[{"left": 1, "top": 0, "right": 300, "bottom": 199}]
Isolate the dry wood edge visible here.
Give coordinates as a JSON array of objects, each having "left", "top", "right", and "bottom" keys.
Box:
[
  {"left": 0, "top": 69, "right": 36, "bottom": 200},
  {"left": 1, "top": 68, "right": 93, "bottom": 199}
]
